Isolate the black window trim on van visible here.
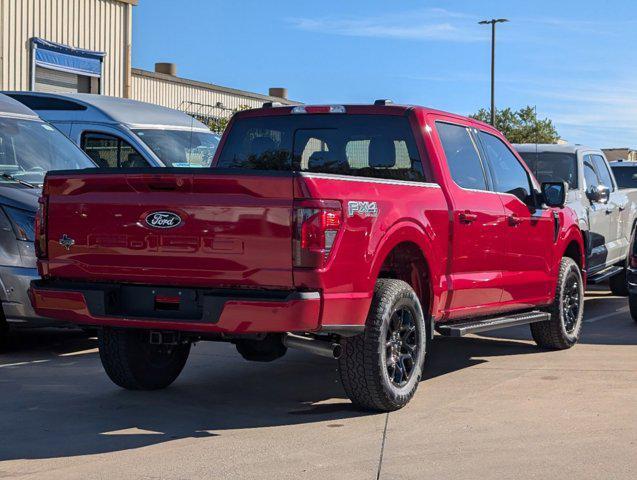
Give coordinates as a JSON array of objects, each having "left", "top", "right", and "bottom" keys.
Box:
[
  {"left": 434, "top": 120, "right": 495, "bottom": 194},
  {"left": 80, "top": 130, "right": 145, "bottom": 169}
]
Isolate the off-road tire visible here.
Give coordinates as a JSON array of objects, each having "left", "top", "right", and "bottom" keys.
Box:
[
  {"left": 235, "top": 334, "right": 287, "bottom": 362},
  {"left": 629, "top": 293, "right": 637, "bottom": 323},
  {"left": 98, "top": 328, "right": 191, "bottom": 390},
  {"left": 531, "top": 257, "right": 584, "bottom": 349},
  {"left": 338, "top": 279, "right": 427, "bottom": 412}
]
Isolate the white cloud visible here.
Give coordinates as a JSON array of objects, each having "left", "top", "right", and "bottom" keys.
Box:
[{"left": 287, "top": 9, "right": 487, "bottom": 42}]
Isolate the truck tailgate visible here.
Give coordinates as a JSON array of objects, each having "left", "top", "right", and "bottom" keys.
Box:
[{"left": 42, "top": 170, "right": 294, "bottom": 288}]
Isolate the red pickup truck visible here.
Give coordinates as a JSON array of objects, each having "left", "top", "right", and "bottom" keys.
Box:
[{"left": 29, "top": 102, "right": 585, "bottom": 411}]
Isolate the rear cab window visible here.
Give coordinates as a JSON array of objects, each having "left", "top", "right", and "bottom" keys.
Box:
[{"left": 216, "top": 113, "right": 428, "bottom": 182}]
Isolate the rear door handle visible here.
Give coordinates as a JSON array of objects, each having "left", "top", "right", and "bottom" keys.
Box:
[
  {"left": 508, "top": 214, "right": 522, "bottom": 226},
  {"left": 459, "top": 211, "right": 478, "bottom": 224}
]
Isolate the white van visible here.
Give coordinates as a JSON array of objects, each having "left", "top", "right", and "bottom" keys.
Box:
[{"left": 4, "top": 92, "right": 220, "bottom": 168}]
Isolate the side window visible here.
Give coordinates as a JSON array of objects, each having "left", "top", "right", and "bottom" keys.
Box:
[
  {"left": 591, "top": 154, "right": 614, "bottom": 191},
  {"left": 583, "top": 155, "right": 600, "bottom": 190},
  {"left": 436, "top": 122, "right": 487, "bottom": 190},
  {"left": 479, "top": 131, "right": 531, "bottom": 200},
  {"left": 81, "top": 132, "right": 147, "bottom": 168}
]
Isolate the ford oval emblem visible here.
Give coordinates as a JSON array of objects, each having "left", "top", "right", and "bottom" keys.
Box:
[{"left": 145, "top": 211, "right": 182, "bottom": 229}]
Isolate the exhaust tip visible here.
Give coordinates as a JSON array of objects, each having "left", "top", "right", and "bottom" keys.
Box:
[{"left": 332, "top": 343, "right": 342, "bottom": 360}]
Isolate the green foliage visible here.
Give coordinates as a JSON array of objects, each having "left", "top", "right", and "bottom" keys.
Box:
[
  {"left": 198, "top": 105, "right": 251, "bottom": 134},
  {"left": 470, "top": 106, "right": 560, "bottom": 144}
]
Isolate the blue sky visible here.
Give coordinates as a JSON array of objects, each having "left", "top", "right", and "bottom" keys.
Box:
[{"left": 133, "top": 0, "right": 637, "bottom": 148}]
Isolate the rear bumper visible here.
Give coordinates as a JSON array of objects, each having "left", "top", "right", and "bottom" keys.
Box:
[
  {"left": 29, "top": 280, "right": 323, "bottom": 334},
  {"left": 0, "top": 266, "right": 66, "bottom": 327}
]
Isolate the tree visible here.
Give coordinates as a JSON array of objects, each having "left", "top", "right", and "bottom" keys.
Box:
[
  {"left": 470, "top": 106, "right": 560, "bottom": 144},
  {"left": 202, "top": 105, "right": 251, "bottom": 134}
]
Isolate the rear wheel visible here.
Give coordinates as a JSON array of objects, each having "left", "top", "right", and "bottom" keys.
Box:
[
  {"left": 338, "top": 279, "right": 427, "bottom": 412},
  {"left": 610, "top": 226, "right": 636, "bottom": 297},
  {"left": 609, "top": 269, "right": 629, "bottom": 296},
  {"left": 235, "top": 334, "right": 287, "bottom": 362},
  {"left": 98, "top": 328, "right": 191, "bottom": 390},
  {"left": 0, "top": 311, "right": 8, "bottom": 351},
  {"left": 629, "top": 293, "right": 637, "bottom": 323},
  {"left": 531, "top": 257, "right": 584, "bottom": 349}
]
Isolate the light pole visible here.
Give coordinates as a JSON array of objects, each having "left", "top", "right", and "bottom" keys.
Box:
[{"left": 478, "top": 18, "right": 509, "bottom": 126}]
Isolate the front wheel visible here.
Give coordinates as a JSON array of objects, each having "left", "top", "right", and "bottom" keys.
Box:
[
  {"left": 338, "top": 279, "right": 427, "bottom": 412},
  {"left": 98, "top": 328, "right": 191, "bottom": 390},
  {"left": 531, "top": 257, "right": 584, "bottom": 349}
]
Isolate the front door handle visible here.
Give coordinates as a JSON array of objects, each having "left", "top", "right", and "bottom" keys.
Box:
[
  {"left": 459, "top": 211, "right": 478, "bottom": 224},
  {"left": 508, "top": 214, "right": 522, "bottom": 226}
]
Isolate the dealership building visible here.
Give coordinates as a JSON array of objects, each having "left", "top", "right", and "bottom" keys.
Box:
[{"left": 0, "top": 0, "right": 295, "bottom": 123}]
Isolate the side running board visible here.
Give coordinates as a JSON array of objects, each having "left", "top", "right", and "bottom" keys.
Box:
[
  {"left": 587, "top": 265, "right": 623, "bottom": 284},
  {"left": 437, "top": 311, "right": 551, "bottom": 337}
]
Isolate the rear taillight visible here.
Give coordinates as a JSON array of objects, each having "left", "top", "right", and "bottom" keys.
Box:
[
  {"left": 630, "top": 255, "right": 637, "bottom": 269},
  {"left": 293, "top": 200, "right": 342, "bottom": 269},
  {"left": 35, "top": 196, "right": 48, "bottom": 259}
]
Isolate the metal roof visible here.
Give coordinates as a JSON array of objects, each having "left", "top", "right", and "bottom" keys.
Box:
[
  {"left": 2, "top": 92, "right": 211, "bottom": 131},
  {"left": 131, "top": 68, "right": 301, "bottom": 105},
  {"left": 0, "top": 93, "right": 39, "bottom": 119}
]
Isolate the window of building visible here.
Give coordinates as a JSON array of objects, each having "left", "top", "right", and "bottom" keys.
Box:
[
  {"left": 81, "top": 133, "right": 147, "bottom": 168},
  {"left": 436, "top": 122, "right": 488, "bottom": 191},
  {"left": 31, "top": 38, "right": 104, "bottom": 94}
]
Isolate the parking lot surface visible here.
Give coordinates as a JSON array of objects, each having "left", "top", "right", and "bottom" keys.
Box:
[{"left": 1, "top": 288, "right": 636, "bottom": 480}]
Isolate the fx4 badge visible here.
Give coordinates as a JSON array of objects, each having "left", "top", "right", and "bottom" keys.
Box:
[
  {"left": 348, "top": 201, "right": 378, "bottom": 218},
  {"left": 59, "top": 234, "right": 75, "bottom": 251}
]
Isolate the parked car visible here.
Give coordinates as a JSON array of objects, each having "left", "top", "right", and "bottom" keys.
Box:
[
  {"left": 516, "top": 144, "right": 637, "bottom": 296},
  {"left": 0, "top": 93, "right": 96, "bottom": 343},
  {"left": 3, "top": 92, "right": 220, "bottom": 168},
  {"left": 610, "top": 160, "right": 637, "bottom": 190},
  {"left": 611, "top": 161, "right": 637, "bottom": 321},
  {"left": 30, "top": 102, "right": 585, "bottom": 411}
]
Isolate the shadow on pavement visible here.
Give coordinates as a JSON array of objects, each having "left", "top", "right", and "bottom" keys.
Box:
[
  {"left": 0, "top": 327, "right": 542, "bottom": 462},
  {"left": 2, "top": 285, "right": 634, "bottom": 461}
]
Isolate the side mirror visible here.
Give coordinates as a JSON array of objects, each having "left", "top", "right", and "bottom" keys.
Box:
[
  {"left": 586, "top": 184, "right": 610, "bottom": 204},
  {"left": 542, "top": 181, "right": 568, "bottom": 208}
]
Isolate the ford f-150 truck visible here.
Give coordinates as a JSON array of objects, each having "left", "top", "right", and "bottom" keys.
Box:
[
  {"left": 515, "top": 144, "right": 637, "bottom": 296},
  {"left": 29, "top": 102, "right": 585, "bottom": 411}
]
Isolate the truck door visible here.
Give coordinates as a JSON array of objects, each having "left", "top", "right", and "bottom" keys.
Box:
[
  {"left": 434, "top": 120, "right": 506, "bottom": 318},
  {"left": 582, "top": 154, "right": 611, "bottom": 273},
  {"left": 477, "top": 130, "right": 555, "bottom": 308},
  {"left": 591, "top": 153, "right": 627, "bottom": 265}
]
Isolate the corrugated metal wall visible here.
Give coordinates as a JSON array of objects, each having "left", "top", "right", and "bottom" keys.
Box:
[
  {"left": 0, "top": 0, "right": 130, "bottom": 96},
  {"left": 132, "top": 70, "right": 285, "bottom": 119}
]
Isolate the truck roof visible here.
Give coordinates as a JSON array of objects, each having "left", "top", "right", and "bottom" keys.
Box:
[
  {"left": 0, "top": 92, "right": 40, "bottom": 120},
  {"left": 239, "top": 102, "right": 494, "bottom": 128},
  {"left": 2, "top": 91, "right": 211, "bottom": 132}
]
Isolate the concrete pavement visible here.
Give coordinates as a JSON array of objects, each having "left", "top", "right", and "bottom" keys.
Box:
[{"left": 0, "top": 288, "right": 635, "bottom": 479}]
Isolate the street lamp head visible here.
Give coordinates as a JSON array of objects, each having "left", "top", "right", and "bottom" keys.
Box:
[{"left": 478, "top": 18, "right": 510, "bottom": 25}]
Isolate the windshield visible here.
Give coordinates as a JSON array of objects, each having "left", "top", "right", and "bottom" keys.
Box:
[
  {"left": 519, "top": 151, "right": 578, "bottom": 189},
  {"left": 0, "top": 117, "right": 94, "bottom": 187},
  {"left": 611, "top": 165, "right": 637, "bottom": 189},
  {"left": 134, "top": 129, "right": 220, "bottom": 168}
]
